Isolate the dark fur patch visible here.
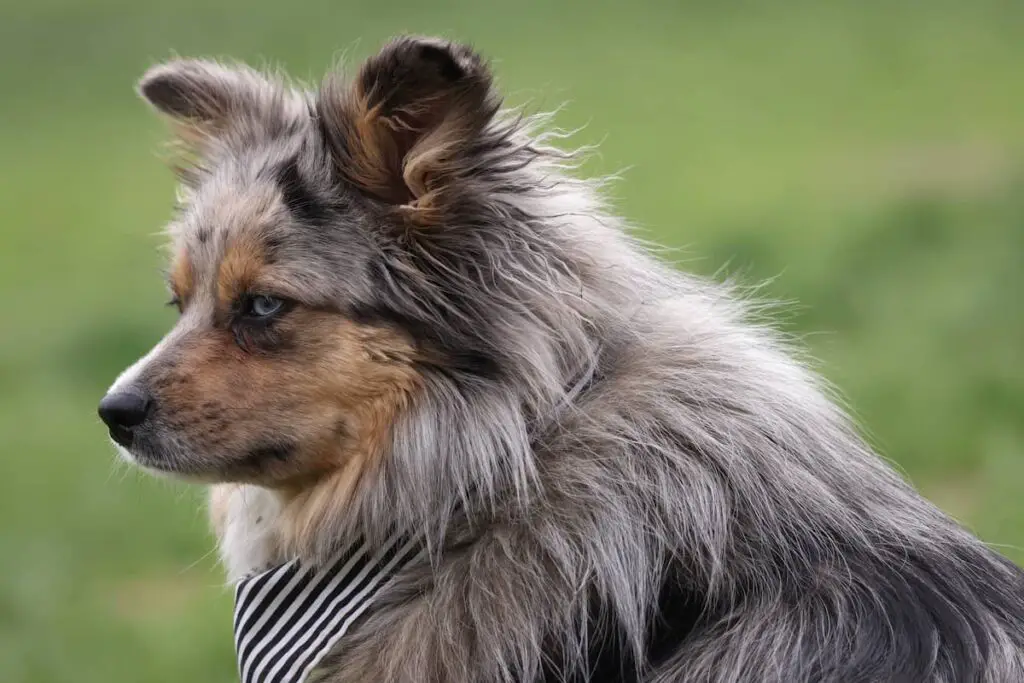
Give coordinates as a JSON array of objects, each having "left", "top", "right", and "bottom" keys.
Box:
[
  {"left": 543, "top": 585, "right": 703, "bottom": 683},
  {"left": 139, "top": 71, "right": 201, "bottom": 120},
  {"left": 245, "top": 442, "right": 295, "bottom": 465},
  {"left": 277, "top": 155, "right": 332, "bottom": 226},
  {"left": 354, "top": 37, "right": 479, "bottom": 121},
  {"left": 316, "top": 36, "right": 501, "bottom": 214},
  {"left": 230, "top": 315, "right": 295, "bottom": 355},
  {"left": 350, "top": 303, "right": 500, "bottom": 379}
]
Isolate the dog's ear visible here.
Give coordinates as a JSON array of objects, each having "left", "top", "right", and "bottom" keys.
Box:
[
  {"left": 139, "top": 59, "right": 299, "bottom": 177},
  {"left": 317, "top": 36, "right": 500, "bottom": 220},
  {"left": 141, "top": 59, "right": 297, "bottom": 151},
  {"left": 139, "top": 59, "right": 276, "bottom": 125}
]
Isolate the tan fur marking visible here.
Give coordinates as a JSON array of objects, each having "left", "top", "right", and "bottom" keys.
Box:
[
  {"left": 278, "top": 321, "right": 421, "bottom": 559},
  {"left": 169, "top": 248, "right": 194, "bottom": 303},
  {"left": 318, "top": 38, "right": 496, "bottom": 220},
  {"left": 322, "top": 84, "right": 410, "bottom": 206},
  {"left": 217, "top": 235, "right": 265, "bottom": 307},
  {"left": 145, "top": 302, "right": 421, "bottom": 560},
  {"left": 352, "top": 96, "right": 405, "bottom": 203}
]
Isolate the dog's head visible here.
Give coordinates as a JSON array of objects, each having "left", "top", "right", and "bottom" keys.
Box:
[{"left": 100, "top": 37, "right": 511, "bottom": 486}]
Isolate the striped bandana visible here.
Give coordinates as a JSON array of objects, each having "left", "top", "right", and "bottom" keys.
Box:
[{"left": 232, "top": 536, "right": 422, "bottom": 683}]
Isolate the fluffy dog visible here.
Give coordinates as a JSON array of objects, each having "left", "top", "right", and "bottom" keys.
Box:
[{"left": 100, "top": 36, "right": 1024, "bottom": 682}]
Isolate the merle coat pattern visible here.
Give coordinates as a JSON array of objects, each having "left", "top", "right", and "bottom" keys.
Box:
[{"left": 103, "top": 36, "right": 1024, "bottom": 682}]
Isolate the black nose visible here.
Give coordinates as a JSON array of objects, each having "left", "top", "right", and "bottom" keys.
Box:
[{"left": 98, "top": 388, "right": 153, "bottom": 446}]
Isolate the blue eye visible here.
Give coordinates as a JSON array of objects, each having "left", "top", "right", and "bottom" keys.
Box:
[{"left": 245, "top": 295, "right": 285, "bottom": 319}]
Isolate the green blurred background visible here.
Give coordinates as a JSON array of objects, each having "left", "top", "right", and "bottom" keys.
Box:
[{"left": 1, "top": 1, "right": 1022, "bottom": 680}]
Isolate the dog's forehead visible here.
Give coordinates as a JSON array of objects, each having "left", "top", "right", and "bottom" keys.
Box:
[
  {"left": 173, "top": 171, "right": 278, "bottom": 271},
  {"left": 166, "top": 148, "right": 377, "bottom": 306}
]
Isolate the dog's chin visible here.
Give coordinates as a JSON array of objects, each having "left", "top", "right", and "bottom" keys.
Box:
[
  {"left": 114, "top": 436, "right": 303, "bottom": 485},
  {"left": 113, "top": 440, "right": 221, "bottom": 483}
]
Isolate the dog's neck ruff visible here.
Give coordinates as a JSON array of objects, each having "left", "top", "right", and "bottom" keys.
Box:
[{"left": 233, "top": 535, "right": 421, "bottom": 683}]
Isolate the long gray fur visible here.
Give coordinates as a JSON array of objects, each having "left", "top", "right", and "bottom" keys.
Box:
[{"left": 136, "top": 37, "right": 1024, "bottom": 683}]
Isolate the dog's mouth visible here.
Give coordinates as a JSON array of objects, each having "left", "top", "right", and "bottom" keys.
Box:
[
  {"left": 242, "top": 442, "right": 296, "bottom": 467},
  {"left": 115, "top": 428, "right": 300, "bottom": 483},
  {"left": 114, "top": 434, "right": 204, "bottom": 478},
  {"left": 131, "top": 451, "right": 189, "bottom": 475}
]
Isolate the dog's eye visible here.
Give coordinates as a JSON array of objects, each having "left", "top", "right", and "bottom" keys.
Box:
[
  {"left": 243, "top": 295, "right": 286, "bottom": 319},
  {"left": 233, "top": 295, "right": 291, "bottom": 353}
]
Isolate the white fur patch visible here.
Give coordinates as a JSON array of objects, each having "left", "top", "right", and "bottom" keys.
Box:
[{"left": 214, "top": 484, "right": 286, "bottom": 582}]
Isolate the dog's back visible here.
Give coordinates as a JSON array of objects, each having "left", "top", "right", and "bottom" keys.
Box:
[{"left": 487, "top": 275, "right": 1024, "bottom": 682}]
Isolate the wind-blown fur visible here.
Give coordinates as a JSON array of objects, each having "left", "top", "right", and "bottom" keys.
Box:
[
  {"left": 118, "top": 37, "right": 1024, "bottom": 683},
  {"left": 322, "top": 142, "right": 1024, "bottom": 682}
]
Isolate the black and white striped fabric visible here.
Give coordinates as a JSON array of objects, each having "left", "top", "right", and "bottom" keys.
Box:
[{"left": 233, "top": 536, "right": 421, "bottom": 683}]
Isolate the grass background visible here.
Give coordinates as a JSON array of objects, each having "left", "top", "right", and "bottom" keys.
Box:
[{"left": 1, "top": 1, "right": 1022, "bottom": 680}]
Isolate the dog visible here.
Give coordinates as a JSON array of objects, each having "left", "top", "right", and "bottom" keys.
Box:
[{"left": 100, "top": 36, "right": 1024, "bottom": 682}]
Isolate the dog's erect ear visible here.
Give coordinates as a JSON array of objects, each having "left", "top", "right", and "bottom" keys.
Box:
[
  {"left": 139, "top": 59, "right": 279, "bottom": 124},
  {"left": 138, "top": 60, "right": 300, "bottom": 179},
  {"left": 139, "top": 60, "right": 289, "bottom": 143},
  {"left": 317, "top": 36, "right": 500, "bottom": 217}
]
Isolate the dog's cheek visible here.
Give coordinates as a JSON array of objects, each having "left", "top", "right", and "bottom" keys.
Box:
[
  {"left": 276, "top": 312, "right": 423, "bottom": 472},
  {"left": 149, "top": 311, "right": 421, "bottom": 480}
]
